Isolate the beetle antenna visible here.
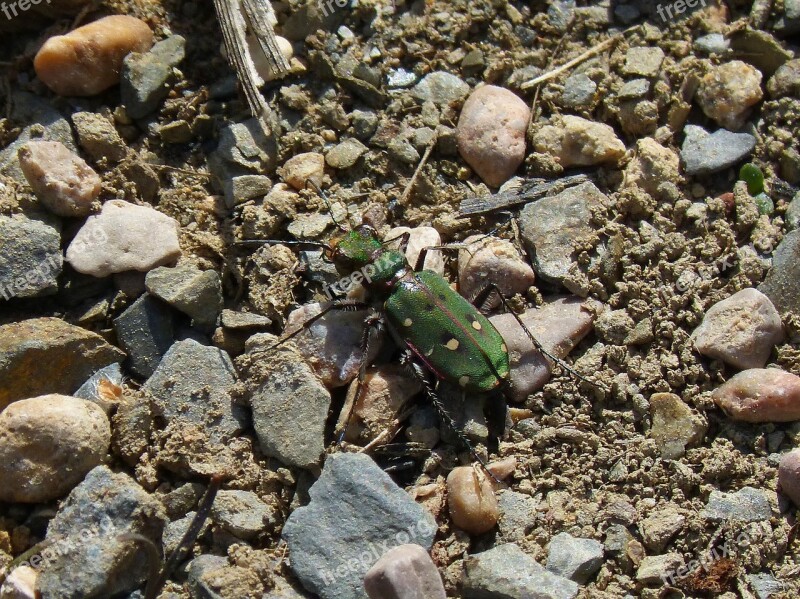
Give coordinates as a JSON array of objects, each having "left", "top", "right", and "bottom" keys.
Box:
[
  {"left": 305, "top": 179, "right": 348, "bottom": 232},
  {"left": 235, "top": 239, "right": 332, "bottom": 251}
]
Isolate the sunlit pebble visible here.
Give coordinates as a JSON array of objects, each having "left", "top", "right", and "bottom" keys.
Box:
[
  {"left": 34, "top": 15, "right": 154, "bottom": 97},
  {"left": 446, "top": 466, "right": 499, "bottom": 535},
  {"left": 717, "top": 191, "right": 735, "bottom": 213},
  {"left": 712, "top": 368, "right": 800, "bottom": 423},
  {"left": 778, "top": 449, "right": 800, "bottom": 507}
]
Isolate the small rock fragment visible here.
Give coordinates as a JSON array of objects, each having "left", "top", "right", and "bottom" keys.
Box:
[
  {"left": 447, "top": 466, "right": 499, "bottom": 535},
  {"left": 759, "top": 230, "right": 800, "bottom": 315},
  {"left": 767, "top": 59, "right": 800, "bottom": 99},
  {"left": 532, "top": 115, "right": 625, "bottom": 167},
  {"left": 210, "top": 490, "right": 276, "bottom": 540},
  {"left": 701, "top": 487, "right": 772, "bottom": 522},
  {"left": 778, "top": 449, "right": 800, "bottom": 507},
  {"left": 410, "top": 71, "right": 469, "bottom": 105},
  {"left": 0, "top": 317, "right": 124, "bottom": 409},
  {"left": 681, "top": 124, "right": 756, "bottom": 176},
  {"left": 561, "top": 72, "right": 596, "bottom": 108},
  {"left": 325, "top": 138, "right": 368, "bottom": 169},
  {"left": 691, "top": 288, "right": 784, "bottom": 369},
  {"left": 636, "top": 553, "right": 683, "bottom": 585},
  {"left": 284, "top": 302, "right": 383, "bottom": 388},
  {"left": 489, "top": 296, "right": 596, "bottom": 400},
  {"left": 279, "top": 152, "right": 325, "bottom": 191},
  {"left": 36, "top": 466, "right": 166, "bottom": 598},
  {"left": 145, "top": 265, "right": 223, "bottom": 329},
  {"left": 0, "top": 565, "right": 37, "bottom": 599},
  {"left": 697, "top": 61, "right": 763, "bottom": 130},
  {"left": 456, "top": 85, "right": 530, "bottom": 187},
  {"left": 363, "top": 544, "right": 446, "bottom": 599},
  {"left": 713, "top": 368, "right": 800, "bottom": 423},
  {"left": 0, "top": 214, "right": 62, "bottom": 299},
  {"left": 463, "top": 543, "right": 579, "bottom": 599},
  {"left": 34, "top": 15, "right": 154, "bottom": 96},
  {"left": 18, "top": 141, "right": 101, "bottom": 216},
  {"left": 71, "top": 111, "right": 127, "bottom": 163},
  {"left": 625, "top": 137, "right": 682, "bottom": 196},
  {"left": 458, "top": 235, "right": 535, "bottom": 306},
  {"left": 0, "top": 394, "right": 110, "bottom": 502},
  {"left": 121, "top": 35, "right": 186, "bottom": 119},
  {"left": 639, "top": 506, "right": 685, "bottom": 553},
  {"left": 114, "top": 294, "right": 175, "bottom": 378},
  {"left": 545, "top": 532, "right": 604, "bottom": 584},
  {"left": 242, "top": 335, "right": 331, "bottom": 469},
  {"left": 623, "top": 47, "right": 665, "bottom": 77},
  {"left": 283, "top": 453, "right": 437, "bottom": 599},
  {"left": 66, "top": 200, "right": 181, "bottom": 276},
  {"left": 498, "top": 490, "right": 537, "bottom": 541},
  {"left": 649, "top": 393, "right": 706, "bottom": 459}
]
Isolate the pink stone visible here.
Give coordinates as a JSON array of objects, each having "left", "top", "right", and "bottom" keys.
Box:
[
  {"left": 691, "top": 288, "right": 784, "bottom": 369},
  {"left": 458, "top": 235, "right": 535, "bottom": 308},
  {"left": 489, "top": 296, "right": 597, "bottom": 401},
  {"left": 456, "top": 85, "right": 530, "bottom": 187},
  {"left": 363, "top": 544, "right": 446, "bottom": 599},
  {"left": 778, "top": 449, "right": 800, "bottom": 507},
  {"left": 712, "top": 368, "right": 800, "bottom": 422}
]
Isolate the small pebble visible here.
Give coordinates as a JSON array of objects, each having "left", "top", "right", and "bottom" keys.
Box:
[
  {"left": 363, "top": 544, "right": 446, "bottom": 599},
  {"left": 34, "top": 15, "right": 154, "bottom": 96},
  {"left": 691, "top": 288, "right": 784, "bottom": 370},
  {"left": 694, "top": 33, "right": 730, "bottom": 55},
  {"left": 624, "top": 137, "right": 681, "bottom": 196},
  {"left": 0, "top": 394, "right": 110, "bottom": 503},
  {"left": 325, "top": 138, "right": 368, "bottom": 169},
  {"left": 532, "top": 115, "right": 625, "bottom": 168},
  {"left": 386, "top": 226, "right": 444, "bottom": 275},
  {"left": 410, "top": 71, "right": 469, "bottom": 105},
  {"left": 767, "top": 59, "right": 800, "bottom": 99},
  {"left": 545, "top": 532, "right": 604, "bottom": 584},
  {"left": 71, "top": 111, "right": 127, "bottom": 163},
  {"left": 681, "top": 124, "right": 756, "bottom": 176},
  {"left": 66, "top": 199, "right": 181, "bottom": 276},
  {"left": 210, "top": 490, "right": 276, "bottom": 540},
  {"left": 456, "top": 85, "right": 530, "bottom": 187},
  {"left": 561, "top": 72, "right": 596, "bottom": 108},
  {"left": 279, "top": 152, "right": 325, "bottom": 191},
  {"left": 18, "top": 141, "right": 101, "bottom": 217},
  {"left": 759, "top": 230, "right": 800, "bottom": 315},
  {"left": 446, "top": 466, "right": 499, "bottom": 535},
  {"left": 712, "top": 368, "right": 800, "bottom": 423},
  {"left": 458, "top": 235, "right": 535, "bottom": 305},
  {"left": 636, "top": 553, "right": 684, "bottom": 585},
  {"left": 701, "top": 486, "right": 772, "bottom": 522},
  {"left": 649, "top": 393, "right": 706, "bottom": 459},
  {"left": 697, "top": 61, "right": 763, "bottom": 131},
  {"left": 622, "top": 47, "right": 665, "bottom": 78},
  {"left": 145, "top": 265, "right": 223, "bottom": 330},
  {"left": 778, "top": 449, "right": 800, "bottom": 507}
]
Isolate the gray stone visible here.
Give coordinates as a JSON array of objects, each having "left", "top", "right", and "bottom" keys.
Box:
[
  {"left": 244, "top": 337, "right": 331, "bottom": 469},
  {"left": 162, "top": 510, "right": 210, "bottom": 556},
  {"left": 547, "top": 0, "right": 575, "bottom": 31},
  {"left": 143, "top": 339, "right": 246, "bottom": 443},
  {"left": 210, "top": 490, "right": 277, "bottom": 540},
  {"left": 636, "top": 553, "right": 683, "bottom": 585},
  {"left": 681, "top": 124, "right": 756, "bottom": 176},
  {"left": 623, "top": 47, "right": 665, "bottom": 77},
  {"left": 114, "top": 293, "right": 175, "bottom": 378},
  {"left": 463, "top": 543, "right": 579, "bottom": 599},
  {"left": 0, "top": 91, "right": 78, "bottom": 180},
  {"left": 701, "top": 487, "right": 772, "bottom": 522},
  {"left": 352, "top": 110, "right": 379, "bottom": 140},
  {"left": 187, "top": 554, "right": 229, "bottom": 599},
  {"left": 498, "top": 490, "right": 537, "bottom": 541},
  {"left": 786, "top": 193, "right": 800, "bottom": 230},
  {"left": 561, "top": 73, "right": 596, "bottom": 108},
  {"left": 410, "top": 72, "right": 469, "bottom": 105},
  {"left": 546, "top": 532, "right": 604, "bottom": 584},
  {"left": 388, "top": 138, "right": 420, "bottom": 165},
  {"left": 0, "top": 214, "right": 62, "bottom": 300},
  {"left": 694, "top": 33, "right": 730, "bottom": 55},
  {"left": 36, "top": 466, "right": 166, "bottom": 599},
  {"left": 326, "top": 138, "right": 368, "bottom": 169},
  {"left": 759, "top": 230, "right": 800, "bottom": 315},
  {"left": 614, "top": 3, "right": 640, "bottom": 24},
  {"left": 519, "top": 181, "right": 609, "bottom": 286},
  {"left": 220, "top": 309, "right": 273, "bottom": 330},
  {"left": 282, "top": 453, "right": 437, "bottom": 599},
  {"left": 209, "top": 118, "right": 278, "bottom": 189},
  {"left": 748, "top": 573, "right": 788, "bottom": 599},
  {"left": 121, "top": 35, "right": 186, "bottom": 119},
  {"left": 618, "top": 78, "right": 650, "bottom": 100},
  {"left": 223, "top": 175, "right": 273, "bottom": 207},
  {"left": 639, "top": 506, "right": 685, "bottom": 552},
  {"left": 145, "top": 265, "right": 223, "bottom": 330},
  {"left": 74, "top": 362, "right": 124, "bottom": 401}
]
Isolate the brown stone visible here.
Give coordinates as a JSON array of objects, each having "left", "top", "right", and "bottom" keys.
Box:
[
  {"left": 446, "top": 466, "right": 499, "bottom": 535},
  {"left": 712, "top": 368, "right": 800, "bottom": 423}
]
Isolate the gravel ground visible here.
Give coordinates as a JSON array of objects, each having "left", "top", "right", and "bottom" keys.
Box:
[{"left": 0, "top": 1, "right": 799, "bottom": 598}]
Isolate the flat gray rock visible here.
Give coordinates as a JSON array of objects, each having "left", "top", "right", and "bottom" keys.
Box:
[
  {"left": 145, "top": 265, "right": 223, "bottom": 330},
  {"left": 36, "top": 466, "right": 166, "bottom": 599},
  {"left": 114, "top": 293, "right": 175, "bottom": 378},
  {"left": 0, "top": 214, "right": 62, "bottom": 300},
  {"left": 498, "top": 490, "right": 537, "bottom": 541},
  {"left": 546, "top": 532, "right": 604, "bottom": 584},
  {"left": 759, "top": 230, "right": 800, "bottom": 315},
  {"left": 681, "top": 124, "right": 756, "bottom": 176},
  {"left": 701, "top": 487, "right": 772, "bottom": 522},
  {"left": 143, "top": 339, "right": 247, "bottom": 443},
  {"left": 121, "top": 35, "right": 186, "bottom": 119},
  {"left": 463, "top": 543, "right": 579, "bottom": 599},
  {"left": 410, "top": 72, "right": 469, "bottom": 105},
  {"left": 210, "top": 490, "right": 277, "bottom": 540},
  {"left": 283, "top": 453, "right": 437, "bottom": 599}
]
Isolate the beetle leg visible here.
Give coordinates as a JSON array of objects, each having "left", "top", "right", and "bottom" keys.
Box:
[
  {"left": 333, "top": 313, "right": 384, "bottom": 444},
  {"left": 471, "top": 283, "right": 607, "bottom": 392},
  {"left": 412, "top": 243, "right": 472, "bottom": 272},
  {"left": 405, "top": 351, "right": 501, "bottom": 484}
]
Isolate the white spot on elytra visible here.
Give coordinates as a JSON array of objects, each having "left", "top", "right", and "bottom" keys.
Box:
[
  {"left": 445, "top": 338, "right": 460, "bottom": 351},
  {"left": 403, "top": 318, "right": 413, "bottom": 326},
  {"left": 471, "top": 320, "right": 482, "bottom": 330},
  {"left": 458, "top": 375, "right": 469, "bottom": 387}
]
